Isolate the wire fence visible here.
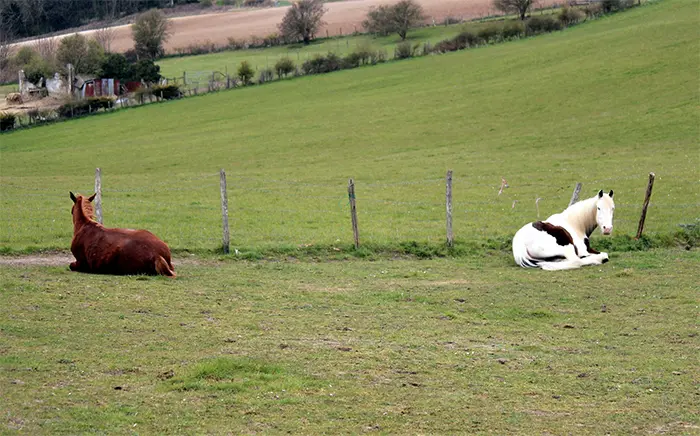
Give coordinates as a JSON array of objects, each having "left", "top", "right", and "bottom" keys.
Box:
[{"left": 1, "top": 169, "right": 698, "bottom": 252}]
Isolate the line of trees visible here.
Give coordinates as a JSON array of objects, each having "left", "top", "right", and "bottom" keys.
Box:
[{"left": 0, "top": 0, "right": 195, "bottom": 39}]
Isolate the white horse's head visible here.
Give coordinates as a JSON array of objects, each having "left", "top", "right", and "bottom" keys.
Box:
[{"left": 596, "top": 190, "right": 615, "bottom": 235}]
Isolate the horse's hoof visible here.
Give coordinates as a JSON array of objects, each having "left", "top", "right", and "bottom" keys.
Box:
[{"left": 602, "top": 257, "right": 609, "bottom": 264}]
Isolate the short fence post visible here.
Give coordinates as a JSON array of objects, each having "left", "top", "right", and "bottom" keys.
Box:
[
  {"left": 635, "top": 172, "right": 655, "bottom": 239},
  {"left": 94, "top": 167, "right": 103, "bottom": 224},
  {"left": 348, "top": 178, "right": 359, "bottom": 249},
  {"left": 568, "top": 182, "right": 582, "bottom": 207},
  {"left": 446, "top": 170, "right": 453, "bottom": 247},
  {"left": 220, "top": 169, "right": 230, "bottom": 254}
]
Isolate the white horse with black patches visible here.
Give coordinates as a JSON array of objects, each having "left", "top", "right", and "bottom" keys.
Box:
[{"left": 513, "top": 190, "right": 615, "bottom": 271}]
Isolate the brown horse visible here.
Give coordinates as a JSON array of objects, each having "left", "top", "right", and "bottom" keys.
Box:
[{"left": 69, "top": 192, "right": 176, "bottom": 277}]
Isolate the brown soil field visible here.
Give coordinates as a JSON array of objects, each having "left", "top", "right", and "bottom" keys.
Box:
[{"left": 16, "top": 0, "right": 560, "bottom": 54}]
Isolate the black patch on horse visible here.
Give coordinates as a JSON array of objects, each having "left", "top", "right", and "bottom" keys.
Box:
[
  {"left": 532, "top": 221, "right": 578, "bottom": 256},
  {"left": 584, "top": 237, "right": 600, "bottom": 255}
]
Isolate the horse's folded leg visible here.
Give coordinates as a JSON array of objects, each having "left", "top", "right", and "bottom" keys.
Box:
[
  {"left": 69, "top": 261, "right": 79, "bottom": 271},
  {"left": 155, "top": 256, "right": 176, "bottom": 277}
]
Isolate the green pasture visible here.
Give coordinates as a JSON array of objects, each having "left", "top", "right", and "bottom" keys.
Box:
[
  {"left": 157, "top": 25, "right": 466, "bottom": 79},
  {"left": 1, "top": 249, "right": 698, "bottom": 433},
  {"left": 0, "top": 82, "right": 18, "bottom": 99},
  {"left": 0, "top": 0, "right": 698, "bottom": 253}
]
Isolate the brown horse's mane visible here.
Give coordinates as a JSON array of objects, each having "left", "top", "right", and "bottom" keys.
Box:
[{"left": 73, "top": 195, "right": 96, "bottom": 223}]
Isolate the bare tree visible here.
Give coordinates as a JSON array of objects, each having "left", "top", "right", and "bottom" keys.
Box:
[
  {"left": 32, "top": 37, "right": 59, "bottom": 68},
  {"left": 132, "top": 9, "right": 172, "bottom": 60},
  {"left": 94, "top": 26, "right": 117, "bottom": 53},
  {"left": 363, "top": 0, "right": 426, "bottom": 41},
  {"left": 493, "top": 0, "right": 533, "bottom": 20},
  {"left": 278, "top": 0, "right": 326, "bottom": 45}
]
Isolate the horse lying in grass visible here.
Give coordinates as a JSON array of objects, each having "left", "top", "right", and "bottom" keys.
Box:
[
  {"left": 512, "top": 190, "right": 615, "bottom": 271},
  {"left": 69, "top": 192, "right": 176, "bottom": 277}
]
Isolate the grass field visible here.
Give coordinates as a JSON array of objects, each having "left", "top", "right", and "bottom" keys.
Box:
[
  {"left": 1, "top": 0, "right": 698, "bottom": 255},
  {"left": 1, "top": 249, "right": 698, "bottom": 433},
  {"left": 0, "top": 82, "right": 19, "bottom": 99},
  {"left": 1, "top": 1, "right": 699, "bottom": 432}
]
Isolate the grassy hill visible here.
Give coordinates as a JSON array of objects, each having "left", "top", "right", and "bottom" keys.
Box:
[{"left": 1, "top": 0, "right": 698, "bottom": 253}]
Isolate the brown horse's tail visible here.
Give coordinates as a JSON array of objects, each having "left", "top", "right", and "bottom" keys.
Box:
[{"left": 155, "top": 256, "right": 176, "bottom": 277}]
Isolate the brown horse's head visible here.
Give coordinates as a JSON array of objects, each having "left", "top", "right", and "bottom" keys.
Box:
[{"left": 70, "top": 192, "right": 97, "bottom": 225}]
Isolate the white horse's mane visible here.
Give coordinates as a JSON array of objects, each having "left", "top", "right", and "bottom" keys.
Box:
[{"left": 550, "top": 194, "right": 606, "bottom": 238}]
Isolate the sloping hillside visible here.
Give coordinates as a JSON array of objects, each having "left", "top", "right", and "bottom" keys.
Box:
[{"left": 1, "top": 0, "right": 698, "bottom": 252}]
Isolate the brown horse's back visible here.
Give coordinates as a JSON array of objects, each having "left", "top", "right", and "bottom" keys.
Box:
[{"left": 71, "top": 224, "right": 175, "bottom": 276}]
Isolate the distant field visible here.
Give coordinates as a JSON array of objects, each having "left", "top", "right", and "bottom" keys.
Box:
[
  {"left": 157, "top": 20, "right": 510, "bottom": 79},
  {"left": 0, "top": 83, "right": 18, "bottom": 98},
  {"left": 157, "top": 25, "right": 466, "bottom": 79},
  {"left": 1, "top": 0, "right": 698, "bottom": 253},
  {"left": 1, "top": 250, "right": 698, "bottom": 433}
]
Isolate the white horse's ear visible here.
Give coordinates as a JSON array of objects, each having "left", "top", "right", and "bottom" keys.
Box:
[
  {"left": 608, "top": 190, "right": 614, "bottom": 198},
  {"left": 70, "top": 192, "right": 77, "bottom": 203},
  {"left": 598, "top": 190, "right": 603, "bottom": 198}
]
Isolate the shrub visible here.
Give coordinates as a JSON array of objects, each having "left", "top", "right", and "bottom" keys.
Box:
[
  {"left": 433, "top": 38, "right": 458, "bottom": 53},
  {"left": 151, "top": 83, "right": 181, "bottom": 99},
  {"left": 501, "top": 20, "right": 525, "bottom": 39},
  {"left": 558, "top": 6, "right": 585, "bottom": 26},
  {"left": 274, "top": 57, "right": 295, "bottom": 78},
  {"left": 477, "top": 24, "right": 502, "bottom": 42},
  {"left": 258, "top": 68, "right": 274, "bottom": 84},
  {"left": 343, "top": 52, "right": 363, "bottom": 68},
  {"left": 0, "top": 112, "right": 15, "bottom": 131},
  {"left": 57, "top": 99, "right": 90, "bottom": 117},
  {"left": 453, "top": 30, "right": 481, "bottom": 49},
  {"left": 583, "top": 3, "right": 603, "bottom": 18},
  {"left": 227, "top": 37, "right": 248, "bottom": 50},
  {"left": 132, "top": 59, "right": 161, "bottom": 83},
  {"left": 23, "top": 57, "right": 53, "bottom": 84},
  {"left": 525, "top": 16, "right": 562, "bottom": 35},
  {"left": 301, "top": 53, "right": 343, "bottom": 75},
  {"left": 369, "top": 50, "right": 387, "bottom": 64},
  {"left": 263, "top": 33, "right": 283, "bottom": 47},
  {"left": 200, "top": 0, "right": 213, "bottom": 5},
  {"left": 238, "top": 60, "right": 255, "bottom": 84},
  {"left": 248, "top": 36, "right": 264, "bottom": 48},
  {"left": 174, "top": 41, "right": 219, "bottom": 56},
  {"left": 601, "top": 0, "right": 622, "bottom": 13},
  {"left": 394, "top": 41, "right": 419, "bottom": 59}
]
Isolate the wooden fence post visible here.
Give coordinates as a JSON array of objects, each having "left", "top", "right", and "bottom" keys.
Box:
[
  {"left": 348, "top": 179, "right": 359, "bottom": 249},
  {"left": 569, "top": 182, "right": 582, "bottom": 207},
  {"left": 446, "top": 170, "right": 454, "bottom": 247},
  {"left": 220, "top": 169, "right": 230, "bottom": 254},
  {"left": 94, "top": 167, "right": 103, "bottom": 224},
  {"left": 635, "top": 172, "right": 655, "bottom": 239}
]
